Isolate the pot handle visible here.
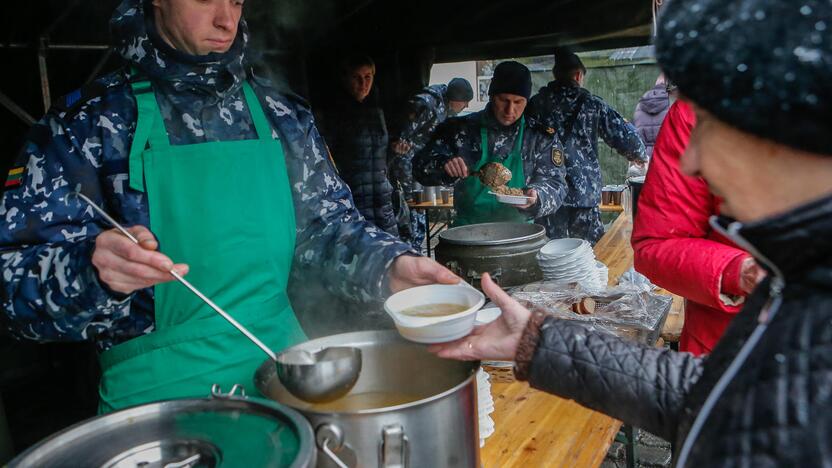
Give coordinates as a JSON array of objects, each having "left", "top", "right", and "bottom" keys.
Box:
[
  {"left": 468, "top": 267, "right": 502, "bottom": 288},
  {"left": 317, "top": 424, "right": 350, "bottom": 468},
  {"left": 210, "top": 383, "right": 246, "bottom": 399},
  {"left": 380, "top": 425, "right": 409, "bottom": 468}
]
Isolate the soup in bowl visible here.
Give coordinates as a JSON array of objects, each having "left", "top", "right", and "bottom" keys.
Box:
[{"left": 384, "top": 283, "right": 485, "bottom": 343}]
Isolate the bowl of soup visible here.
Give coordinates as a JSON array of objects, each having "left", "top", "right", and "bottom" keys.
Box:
[{"left": 384, "top": 283, "right": 485, "bottom": 343}]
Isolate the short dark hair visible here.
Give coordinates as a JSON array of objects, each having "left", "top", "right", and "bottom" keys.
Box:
[
  {"left": 341, "top": 54, "right": 376, "bottom": 76},
  {"left": 552, "top": 49, "right": 586, "bottom": 81}
]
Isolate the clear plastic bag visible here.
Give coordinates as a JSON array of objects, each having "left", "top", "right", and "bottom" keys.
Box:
[{"left": 508, "top": 281, "right": 672, "bottom": 344}]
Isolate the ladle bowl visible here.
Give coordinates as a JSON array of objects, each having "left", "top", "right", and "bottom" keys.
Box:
[{"left": 276, "top": 346, "right": 363, "bottom": 403}]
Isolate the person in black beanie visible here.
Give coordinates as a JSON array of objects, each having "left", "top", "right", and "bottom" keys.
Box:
[
  {"left": 413, "top": 61, "right": 568, "bottom": 227},
  {"left": 429, "top": 1, "right": 832, "bottom": 466},
  {"left": 528, "top": 47, "right": 646, "bottom": 245}
]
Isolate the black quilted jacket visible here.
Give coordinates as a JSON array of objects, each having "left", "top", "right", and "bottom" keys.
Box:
[
  {"left": 317, "top": 90, "right": 398, "bottom": 235},
  {"left": 524, "top": 194, "right": 832, "bottom": 467}
]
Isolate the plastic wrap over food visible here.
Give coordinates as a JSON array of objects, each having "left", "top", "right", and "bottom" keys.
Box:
[
  {"left": 509, "top": 281, "right": 672, "bottom": 344},
  {"left": 618, "top": 266, "right": 657, "bottom": 292}
]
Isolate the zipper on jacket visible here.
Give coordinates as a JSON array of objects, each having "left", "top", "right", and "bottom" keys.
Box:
[{"left": 675, "top": 217, "right": 785, "bottom": 467}]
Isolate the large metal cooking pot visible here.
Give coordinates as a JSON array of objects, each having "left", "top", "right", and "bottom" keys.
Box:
[
  {"left": 255, "top": 331, "right": 480, "bottom": 468},
  {"left": 435, "top": 222, "right": 548, "bottom": 288},
  {"left": 9, "top": 386, "right": 315, "bottom": 468}
]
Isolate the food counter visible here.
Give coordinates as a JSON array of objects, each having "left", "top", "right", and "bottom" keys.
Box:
[{"left": 480, "top": 214, "right": 683, "bottom": 467}]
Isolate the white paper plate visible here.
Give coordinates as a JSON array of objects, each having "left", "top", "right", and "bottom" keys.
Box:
[{"left": 488, "top": 191, "right": 532, "bottom": 205}]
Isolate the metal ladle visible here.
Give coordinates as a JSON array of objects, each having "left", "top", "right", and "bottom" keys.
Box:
[{"left": 73, "top": 192, "right": 361, "bottom": 403}]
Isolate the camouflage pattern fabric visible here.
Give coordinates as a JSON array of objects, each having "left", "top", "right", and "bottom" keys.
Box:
[
  {"left": 0, "top": 0, "right": 413, "bottom": 351},
  {"left": 389, "top": 84, "right": 450, "bottom": 195},
  {"left": 408, "top": 210, "right": 427, "bottom": 252},
  {"left": 527, "top": 80, "right": 647, "bottom": 208},
  {"left": 389, "top": 84, "right": 453, "bottom": 252},
  {"left": 413, "top": 105, "right": 568, "bottom": 219}
]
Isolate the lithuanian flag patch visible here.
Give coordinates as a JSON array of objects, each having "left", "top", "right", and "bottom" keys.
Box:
[{"left": 5, "top": 166, "right": 25, "bottom": 189}]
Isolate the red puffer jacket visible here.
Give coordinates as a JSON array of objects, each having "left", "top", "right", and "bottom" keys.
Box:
[{"left": 632, "top": 101, "right": 751, "bottom": 355}]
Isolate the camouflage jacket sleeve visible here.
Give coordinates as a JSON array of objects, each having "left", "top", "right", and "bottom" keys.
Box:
[
  {"left": 412, "top": 119, "right": 460, "bottom": 187},
  {"left": 524, "top": 127, "right": 568, "bottom": 218},
  {"left": 260, "top": 91, "right": 414, "bottom": 302},
  {"left": 395, "top": 99, "right": 435, "bottom": 145},
  {"left": 0, "top": 111, "right": 132, "bottom": 343},
  {"left": 388, "top": 99, "right": 433, "bottom": 193},
  {"left": 596, "top": 99, "right": 648, "bottom": 162}
]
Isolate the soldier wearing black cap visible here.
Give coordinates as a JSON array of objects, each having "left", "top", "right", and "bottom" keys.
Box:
[
  {"left": 389, "top": 78, "right": 474, "bottom": 250},
  {"left": 413, "top": 61, "right": 567, "bottom": 227},
  {"left": 429, "top": 1, "right": 832, "bottom": 466},
  {"left": 528, "top": 48, "right": 647, "bottom": 244}
]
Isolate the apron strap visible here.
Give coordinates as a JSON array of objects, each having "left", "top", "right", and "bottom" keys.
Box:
[
  {"left": 242, "top": 82, "right": 278, "bottom": 141},
  {"left": 129, "top": 80, "right": 276, "bottom": 192},
  {"left": 128, "top": 79, "right": 157, "bottom": 192}
]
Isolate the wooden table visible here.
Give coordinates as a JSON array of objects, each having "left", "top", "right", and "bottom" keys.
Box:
[
  {"left": 407, "top": 197, "right": 454, "bottom": 257},
  {"left": 599, "top": 203, "right": 624, "bottom": 213},
  {"left": 480, "top": 214, "right": 683, "bottom": 467}
]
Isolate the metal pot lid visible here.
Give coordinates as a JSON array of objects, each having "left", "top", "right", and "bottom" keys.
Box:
[
  {"left": 438, "top": 222, "right": 546, "bottom": 246},
  {"left": 10, "top": 386, "right": 315, "bottom": 468}
]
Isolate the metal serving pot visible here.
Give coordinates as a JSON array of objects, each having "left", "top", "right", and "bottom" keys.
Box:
[
  {"left": 9, "top": 385, "right": 315, "bottom": 468},
  {"left": 255, "top": 331, "right": 480, "bottom": 468},
  {"left": 435, "top": 222, "right": 548, "bottom": 288}
]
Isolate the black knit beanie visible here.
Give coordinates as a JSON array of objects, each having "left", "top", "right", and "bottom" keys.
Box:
[
  {"left": 446, "top": 77, "right": 474, "bottom": 101},
  {"left": 656, "top": 0, "right": 832, "bottom": 155},
  {"left": 488, "top": 61, "right": 532, "bottom": 100}
]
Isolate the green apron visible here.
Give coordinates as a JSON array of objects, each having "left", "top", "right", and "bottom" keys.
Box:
[
  {"left": 453, "top": 116, "right": 529, "bottom": 226},
  {"left": 97, "top": 79, "right": 307, "bottom": 413}
]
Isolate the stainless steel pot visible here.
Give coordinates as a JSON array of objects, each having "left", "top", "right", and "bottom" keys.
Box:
[
  {"left": 255, "top": 331, "right": 480, "bottom": 468},
  {"left": 9, "top": 385, "right": 315, "bottom": 468},
  {"left": 435, "top": 222, "right": 548, "bottom": 288}
]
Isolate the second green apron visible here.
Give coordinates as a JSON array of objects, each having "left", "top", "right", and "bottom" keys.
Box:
[
  {"left": 453, "top": 116, "right": 529, "bottom": 226},
  {"left": 98, "top": 79, "right": 307, "bottom": 413}
]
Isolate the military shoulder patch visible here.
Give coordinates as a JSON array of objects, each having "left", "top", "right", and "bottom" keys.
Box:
[
  {"left": 552, "top": 149, "right": 564, "bottom": 167},
  {"left": 51, "top": 81, "right": 109, "bottom": 119},
  {"left": 4, "top": 166, "right": 25, "bottom": 189}
]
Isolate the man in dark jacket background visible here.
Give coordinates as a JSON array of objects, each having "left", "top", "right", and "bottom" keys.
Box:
[
  {"left": 528, "top": 49, "right": 646, "bottom": 244},
  {"left": 430, "top": 0, "right": 832, "bottom": 466},
  {"left": 317, "top": 55, "right": 398, "bottom": 235},
  {"left": 389, "top": 78, "right": 473, "bottom": 250}
]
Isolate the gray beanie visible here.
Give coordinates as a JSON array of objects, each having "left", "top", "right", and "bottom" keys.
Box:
[{"left": 446, "top": 77, "right": 474, "bottom": 101}]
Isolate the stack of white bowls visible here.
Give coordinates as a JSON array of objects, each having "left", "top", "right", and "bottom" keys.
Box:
[
  {"left": 474, "top": 308, "right": 500, "bottom": 447},
  {"left": 477, "top": 369, "right": 495, "bottom": 447},
  {"left": 537, "top": 238, "right": 607, "bottom": 289}
]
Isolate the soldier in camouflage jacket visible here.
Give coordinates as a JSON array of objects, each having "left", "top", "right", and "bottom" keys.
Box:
[
  {"left": 414, "top": 62, "right": 567, "bottom": 226},
  {"left": 389, "top": 78, "right": 472, "bottom": 250},
  {"left": 0, "top": 0, "right": 454, "bottom": 354},
  {"left": 528, "top": 51, "right": 646, "bottom": 244}
]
